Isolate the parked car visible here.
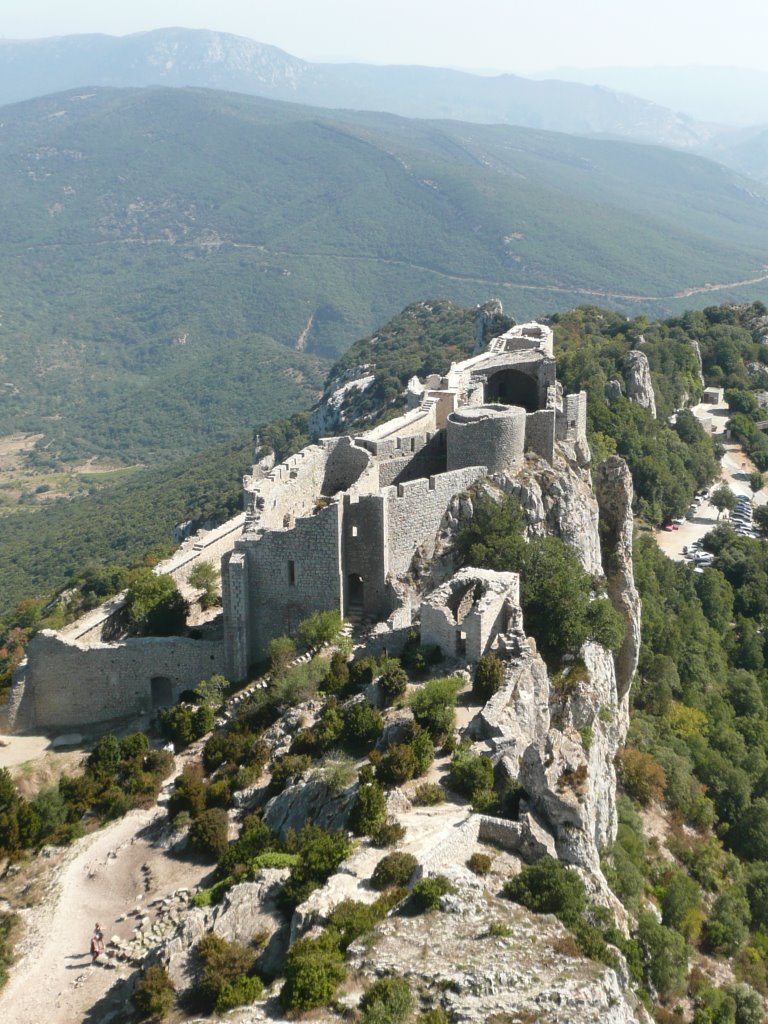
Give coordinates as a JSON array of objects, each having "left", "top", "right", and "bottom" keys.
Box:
[{"left": 662, "top": 523, "right": 675, "bottom": 532}]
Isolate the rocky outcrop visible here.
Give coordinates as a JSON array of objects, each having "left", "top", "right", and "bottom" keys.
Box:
[
  {"left": 622, "top": 350, "right": 656, "bottom": 418},
  {"left": 158, "top": 870, "right": 291, "bottom": 989},
  {"left": 346, "top": 882, "right": 646, "bottom": 1023},
  {"left": 263, "top": 775, "right": 357, "bottom": 839},
  {"left": 691, "top": 339, "right": 705, "bottom": 388},
  {"left": 309, "top": 365, "right": 375, "bottom": 437},
  {"left": 604, "top": 378, "right": 623, "bottom": 404},
  {"left": 596, "top": 457, "right": 641, "bottom": 706},
  {"left": 472, "top": 298, "right": 506, "bottom": 353}
]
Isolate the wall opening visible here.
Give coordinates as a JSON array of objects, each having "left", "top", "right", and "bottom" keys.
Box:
[
  {"left": 288, "top": 560, "right": 296, "bottom": 586},
  {"left": 456, "top": 632, "right": 467, "bottom": 656},
  {"left": 485, "top": 368, "right": 539, "bottom": 411},
  {"left": 348, "top": 573, "right": 364, "bottom": 608},
  {"left": 151, "top": 676, "right": 173, "bottom": 709}
]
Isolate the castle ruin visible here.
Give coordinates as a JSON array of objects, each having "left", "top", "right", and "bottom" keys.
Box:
[{"left": 4, "top": 322, "right": 587, "bottom": 731}]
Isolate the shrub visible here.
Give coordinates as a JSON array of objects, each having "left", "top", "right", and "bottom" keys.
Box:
[
  {"left": 189, "top": 561, "right": 219, "bottom": 609},
  {"left": 133, "top": 964, "right": 176, "bottom": 1019},
  {"left": 412, "top": 783, "right": 445, "bottom": 806},
  {"left": 167, "top": 763, "right": 207, "bottom": 820},
  {"left": 159, "top": 703, "right": 212, "bottom": 750},
  {"left": 270, "top": 754, "right": 311, "bottom": 792},
  {"left": 371, "top": 852, "right": 418, "bottom": 890},
  {"left": 380, "top": 660, "right": 409, "bottom": 703},
  {"left": 280, "top": 930, "right": 346, "bottom": 1011},
  {"left": 417, "top": 1010, "right": 450, "bottom": 1023},
  {"left": 636, "top": 911, "right": 689, "bottom": 999},
  {"left": 349, "top": 767, "right": 387, "bottom": 837},
  {"left": 371, "top": 818, "right": 407, "bottom": 847},
  {"left": 324, "top": 651, "right": 350, "bottom": 694},
  {"left": 410, "top": 875, "right": 455, "bottom": 913},
  {"left": 268, "top": 635, "right": 296, "bottom": 677},
  {"left": 281, "top": 825, "right": 352, "bottom": 910},
  {"left": 341, "top": 701, "right": 384, "bottom": 753},
  {"left": 401, "top": 631, "right": 442, "bottom": 676},
  {"left": 217, "top": 815, "right": 277, "bottom": 877},
  {"left": 660, "top": 869, "right": 703, "bottom": 941},
  {"left": 349, "top": 655, "right": 379, "bottom": 688},
  {"left": 205, "top": 778, "right": 232, "bottom": 809},
  {"left": 328, "top": 898, "right": 381, "bottom": 950},
  {"left": 410, "top": 726, "right": 435, "bottom": 776},
  {"left": 360, "top": 977, "right": 415, "bottom": 1024},
  {"left": 188, "top": 808, "right": 230, "bottom": 862},
  {"left": 376, "top": 743, "right": 418, "bottom": 786},
  {"left": 615, "top": 748, "right": 666, "bottom": 806},
  {"left": 704, "top": 888, "right": 751, "bottom": 956},
  {"left": 125, "top": 570, "right": 188, "bottom": 636},
  {"left": 195, "top": 933, "right": 255, "bottom": 1011},
  {"left": 502, "top": 856, "right": 586, "bottom": 927},
  {"left": 215, "top": 974, "right": 264, "bottom": 1012},
  {"left": 468, "top": 852, "right": 492, "bottom": 875},
  {"left": 298, "top": 610, "right": 344, "bottom": 649},
  {"left": 449, "top": 748, "right": 494, "bottom": 801},
  {"left": 727, "top": 982, "right": 764, "bottom": 1024},
  {"left": 473, "top": 653, "right": 504, "bottom": 703},
  {"left": 119, "top": 732, "right": 150, "bottom": 762},
  {"left": 409, "top": 676, "right": 462, "bottom": 739}
]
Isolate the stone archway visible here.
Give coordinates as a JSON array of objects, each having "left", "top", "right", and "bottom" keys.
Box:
[{"left": 485, "top": 368, "right": 539, "bottom": 411}]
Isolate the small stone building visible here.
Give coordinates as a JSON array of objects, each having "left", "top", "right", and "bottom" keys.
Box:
[{"left": 420, "top": 568, "right": 521, "bottom": 662}]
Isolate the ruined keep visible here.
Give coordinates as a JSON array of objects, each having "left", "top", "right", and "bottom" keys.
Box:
[{"left": 222, "top": 322, "right": 586, "bottom": 681}]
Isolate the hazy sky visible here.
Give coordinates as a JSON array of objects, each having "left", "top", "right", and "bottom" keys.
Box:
[{"left": 2, "top": 0, "right": 768, "bottom": 74}]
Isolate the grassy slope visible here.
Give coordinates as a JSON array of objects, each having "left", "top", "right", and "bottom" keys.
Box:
[{"left": 2, "top": 87, "right": 768, "bottom": 467}]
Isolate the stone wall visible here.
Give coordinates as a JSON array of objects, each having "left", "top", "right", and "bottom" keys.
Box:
[
  {"left": 384, "top": 466, "right": 487, "bottom": 577},
  {"left": 155, "top": 513, "right": 246, "bottom": 588},
  {"left": 8, "top": 632, "right": 226, "bottom": 732},
  {"left": 242, "top": 502, "right": 343, "bottom": 665},
  {"left": 447, "top": 405, "right": 526, "bottom": 474},
  {"left": 525, "top": 409, "right": 556, "bottom": 462},
  {"left": 420, "top": 569, "right": 520, "bottom": 663},
  {"left": 556, "top": 391, "right": 588, "bottom": 445}
]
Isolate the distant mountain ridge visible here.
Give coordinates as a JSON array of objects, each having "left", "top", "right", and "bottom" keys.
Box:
[
  {"left": 1, "top": 86, "right": 768, "bottom": 468},
  {"left": 0, "top": 26, "right": 717, "bottom": 150}
]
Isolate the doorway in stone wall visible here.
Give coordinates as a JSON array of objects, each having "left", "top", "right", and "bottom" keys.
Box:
[
  {"left": 347, "top": 574, "right": 364, "bottom": 622},
  {"left": 151, "top": 675, "right": 173, "bottom": 709}
]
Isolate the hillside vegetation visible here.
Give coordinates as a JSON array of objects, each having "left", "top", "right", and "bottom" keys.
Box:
[{"left": 2, "top": 88, "right": 768, "bottom": 469}]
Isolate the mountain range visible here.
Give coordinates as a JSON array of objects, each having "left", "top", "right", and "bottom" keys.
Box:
[
  {"left": 0, "top": 29, "right": 731, "bottom": 150},
  {"left": 2, "top": 84, "right": 768, "bottom": 466}
]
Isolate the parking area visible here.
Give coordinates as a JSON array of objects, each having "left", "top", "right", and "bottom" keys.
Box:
[{"left": 654, "top": 400, "right": 766, "bottom": 564}]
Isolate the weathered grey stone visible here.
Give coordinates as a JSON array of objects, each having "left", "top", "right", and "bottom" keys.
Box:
[
  {"left": 604, "top": 379, "right": 623, "bottom": 403},
  {"left": 622, "top": 350, "right": 656, "bottom": 417}
]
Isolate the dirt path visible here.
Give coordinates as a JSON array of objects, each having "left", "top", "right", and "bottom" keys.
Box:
[{"left": 0, "top": 785, "right": 211, "bottom": 1024}]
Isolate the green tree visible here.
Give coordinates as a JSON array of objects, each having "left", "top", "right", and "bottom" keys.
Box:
[
  {"left": 359, "top": 977, "right": 415, "bottom": 1024},
  {"left": 409, "top": 677, "right": 462, "bottom": 740},
  {"left": 188, "top": 808, "right": 230, "bottom": 862},
  {"left": 348, "top": 766, "right": 387, "bottom": 837},
  {"left": 711, "top": 484, "right": 738, "bottom": 520},
  {"left": 188, "top": 561, "right": 218, "bottom": 609},
  {"left": 125, "top": 569, "right": 188, "bottom": 635},
  {"left": 636, "top": 911, "right": 689, "bottom": 999},
  {"left": 473, "top": 653, "right": 504, "bottom": 703},
  {"left": 502, "top": 856, "right": 586, "bottom": 926},
  {"left": 749, "top": 471, "right": 764, "bottom": 494},
  {"left": 133, "top": 964, "right": 176, "bottom": 1019},
  {"left": 297, "top": 610, "right": 343, "bottom": 649}
]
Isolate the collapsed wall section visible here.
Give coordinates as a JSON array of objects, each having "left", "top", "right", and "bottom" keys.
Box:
[{"left": 9, "top": 632, "right": 226, "bottom": 732}]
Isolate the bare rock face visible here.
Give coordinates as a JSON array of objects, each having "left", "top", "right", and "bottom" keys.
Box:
[
  {"left": 473, "top": 297, "right": 506, "bottom": 353},
  {"left": 622, "top": 350, "right": 656, "bottom": 418},
  {"left": 160, "top": 870, "right": 291, "bottom": 990},
  {"left": 346, "top": 885, "right": 646, "bottom": 1023},
  {"left": 263, "top": 775, "right": 357, "bottom": 839},
  {"left": 595, "top": 456, "right": 641, "bottom": 708},
  {"left": 691, "top": 339, "right": 705, "bottom": 388},
  {"left": 604, "top": 378, "right": 623, "bottom": 404}
]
